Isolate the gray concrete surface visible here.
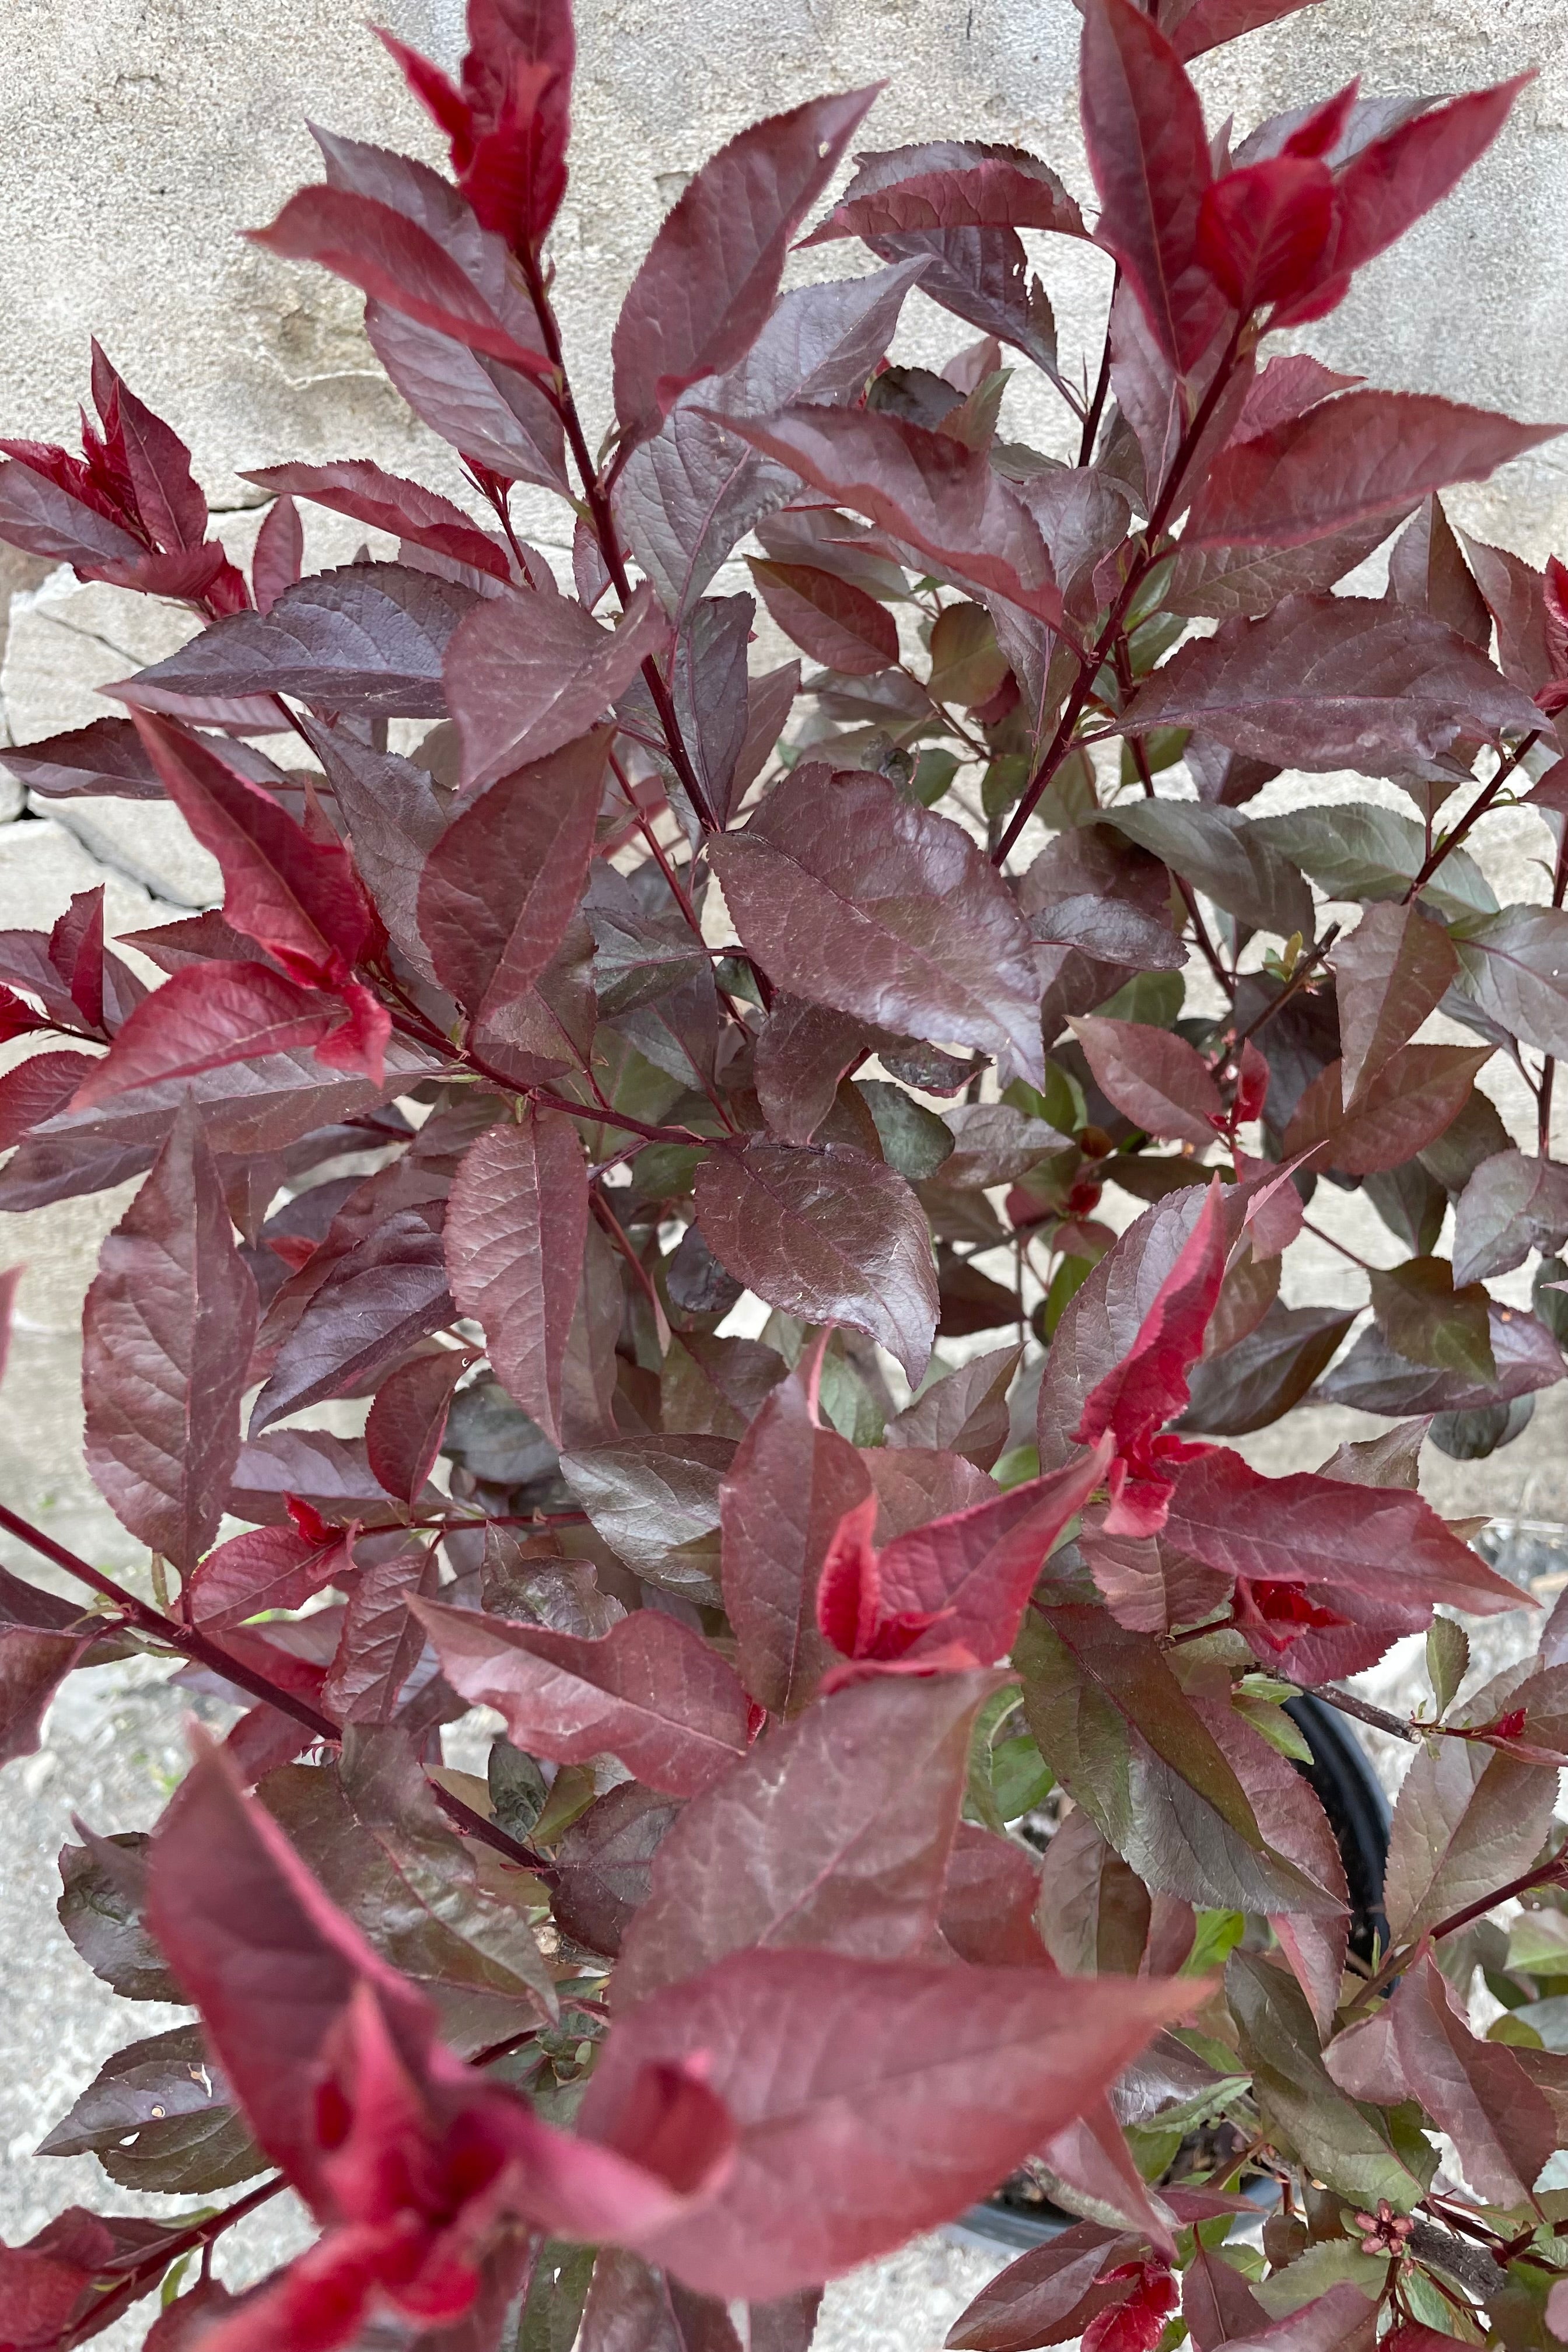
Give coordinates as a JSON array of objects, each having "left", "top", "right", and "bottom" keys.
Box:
[{"left": 3, "top": 0, "right": 1568, "bottom": 2337}]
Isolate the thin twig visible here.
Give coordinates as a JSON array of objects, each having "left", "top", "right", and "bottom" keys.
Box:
[{"left": 1404, "top": 733, "right": 1541, "bottom": 899}]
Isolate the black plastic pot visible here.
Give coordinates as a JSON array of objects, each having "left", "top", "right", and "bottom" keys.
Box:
[{"left": 958, "top": 1694, "right": 1391, "bottom": 2249}]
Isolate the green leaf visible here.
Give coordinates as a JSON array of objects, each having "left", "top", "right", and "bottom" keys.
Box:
[
  {"left": 856, "top": 1081, "right": 954, "bottom": 1180},
  {"left": 909, "top": 746, "right": 961, "bottom": 806},
  {"left": 1368, "top": 1256, "right": 1497, "bottom": 1383},
  {"left": 1254, "top": 803, "right": 1496, "bottom": 923},
  {"left": 1228, "top": 1951, "right": 1431, "bottom": 2209},
  {"left": 488, "top": 1737, "right": 548, "bottom": 1840},
  {"left": 1107, "top": 801, "right": 1314, "bottom": 941},
  {"left": 1231, "top": 1694, "right": 1314, "bottom": 1763},
  {"left": 1253, "top": 2240, "right": 1391, "bottom": 2319},
  {"left": 517, "top": 2241, "right": 598, "bottom": 2352},
  {"left": 1184, "top": 1909, "right": 1246, "bottom": 1975},
  {"left": 1427, "top": 1616, "right": 1471, "bottom": 1718},
  {"left": 991, "top": 1732, "right": 1055, "bottom": 1821},
  {"left": 1094, "top": 969, "right": 1185, "bottom": 1029},
  {"left": 1004, "top": 1060, "right": 1086, "bottom": 1135}
]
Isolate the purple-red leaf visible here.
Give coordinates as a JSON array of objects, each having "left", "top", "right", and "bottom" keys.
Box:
[
  {"left": 612, "top": 89, "right": 880, "bottom": 440},
  {"left": 1080, "top": 0, "right": 1222, "bottom": 370},
  {"left": 694, "top": 1142, "right": 939, "bottom": 1387},
  {"left": 709, "top": 763, "right": 1044, "bottom": 1083},
  {"left": 413, "top": 1602, "right": 754, "bottom": 1796},
  {"left": 69, "top": 963, "right": 351, "bottom": 1104},
  {"left": 244, "top": 460, "right": 509, "bottom": 581},
  {"left": 417, "top": 727, "right": 610, "bottom": 1023},
  {"left": 746, "top": 559, "right": 899, "bottom": 675},
  {"left": 710, "top": 404, "right": 1065, "bottom": 628},
  {"left": 614, "top": 1672, "right": 1002, "bottom": 2008},
  {"left": 1069, "top": 1017, "right": 1224, "bottom": 1148},
  {"left": 579, "top": 1948, "right": 1198, "bottom": 2299},
  {"left": 1331, "top": 903, "right": 1460, "bottom": 1107},
  {"left": 1185, "top": 392, "right": 1561, "bottom": 550},
  {"left": 718, "top": 1354, "right": 874, "bottom": 1715},
  {"left": 363, "top": 1348, "right": 471, "bottom": 1506},
  {"left": 444, "top": 1111, "right": 589, "bottom": 1446},
  {"left": 1282, "top": 1044, "right": 1492, "bottom": 1175},
  {"left": 444, "top": 581, "right": 670, "bottom": 792},
  {"left": 83, "top": 1102, "right": 260, "bottom": 1573}
]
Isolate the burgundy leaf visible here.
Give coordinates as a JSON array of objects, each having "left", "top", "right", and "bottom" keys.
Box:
[
  {"left": 244, "top": 460, "right": 509, "bottom": 580},
  {"left": 614, "top": 1672, "right": 1002, "bottom": 2007},
  {"left": 417, "top": 727, "right": 610, "bottom": 1022},
  {"left": 251, "top": 492, "right": 304, "bottom": 614},
  {"left": 0, "top": 1049, "right": 99, "bottom": 1150},
  {"left": 70, "top": 963, "right": 352, "bottom": 1104},
  {"left": 0, "top": 455, "right": 144, "bottom": 568},
  {"left": 186, "top": 1521, "right": 352, "bottom": 1633},
  {"left": 719, "top": 1354, "right": 874, "bottom": 1715},
  {"left": 445, "top": 1111, "right": 588, "bottom": 1446},
  {"left": 1185, "top": 393, "right": 1560, "bottom": 550},
  {"left": 553, "top": 1784, "right": 684, "bottom": 1958},
  {"left": 1069, "top": 1016, "right": 1223, "bottom": 1147},
  {"left": 694, "top": 1142, "right": 939, "bottom": 1386},
  {"left": 1331, "top": 903, "right": 1459, "bottom": 1107},
  {"left": 579, "top": 1948, "right": 1198, "bottom": 2299},
  {"left": 413, "top": 1602, "right": 754, "bottom": 1796},
  {"left": 444, "top": 580, "right": 669, "bottom": 791},
  {"left": 709, "top": 404, "right": 1065, "bottom": 627},
  {"left": 1324, "top": 78, "right": 1532, "bottom": 284},
  {"left": 116, "top": 564, "right": 479, "bottom": 720},
  {"left": 82, "top": 1102, "right": 259, "bottom": 1573},
  {"left": 805, "top": 150, "right": 1086, "bottom": 244},
  {"left": 708, "top": 763, "right": 1044, "bottom": 1082},
  {"left": 0, "top": 716, "right": 278, "bottom": 803},
  {"left": 1080, "top": 0, "right": 1222, "bottom": 370},
  {"left": 322, "top": 1543, "right": 435, "bottom": 1723},
  {"left": 250, "top": 1204, "right": 452, "bottom": 1431},
  {"left": 1282, "top": 1045, "right": 1492, "bottom": 1175},
  {"left": 247, "top": 182, "right": 555, "bottom": 376},
  {"left": 1452, "top": 1147, "right": 1568, "bottom": 1285},
  {"left": 1125, "top": 596, "right": 1540, "bottom": 774},
  {"left": 947, "top": 2220, "right": 1142, "bottom": 2352},
  {"left": 364, "top": 1348, "right": 471, "bottom": 1506},
  {"left": 364, "top": 298, "right": 568, "bottom": 492},
  {"left": 612, "top": 89, "right": 880, "bottom": 440},
  {"left": 747, "top": 559, "right": 899, "bottom": 675}
]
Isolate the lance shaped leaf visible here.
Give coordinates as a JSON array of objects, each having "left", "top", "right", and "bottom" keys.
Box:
[
  {"left": 364, "top": 1348, "right": 470, "bottom": 1507},
  {"left": 1185, "top": 394, "right": 1562, "bottom": 550},
  {"left": 710, "top": 404, "right": 1065, "bottom": 626},
  {"left": 418, "top": 727, "right": 610, "bottom": 1023},
  {"left": 709, "top": 763, "right": 1044, "bottom": 1082},
  {"left": 1452, "top": 1147, "right": 1568, "bottom": 1284},
  {"left": 1316, "top": 1306, "right": 1563, "bottom": 1418},
  {"left": 1124, "top": 596, "right": 1541, "bottom": 775},
  {"left": 69, "top": 963, "right": 353, "bottom": 1105},
  {"left": 562, "top": 1435, "right": 733, "bottom": 1607},
  {"left": 413, "top": 1602, "right": 752, "bottom": 1796},
  {"left": 1069, "top": 1016, "right": 1224, "bottom": 1147},
  {"left": 579, "top": 1947, "right": 1198, "bottom": 2300},
  {"left": 1254, "top": 804, "right": 1494, "bottom": 925},
  {"left": 131, "top": 714, "right": 375, "bottom": 979},
  {"left": 804, "top": 147, "right": 1087, "bottom": 244},
  {"left": 946, "top": 2219, "right": 1148, "bottom": 2352},
  {"left": 445, "top": 1112, "right": 587, "bottom": 1447},
  {"left": 1332, "top": 903, "right": 1459, "bottom": 1106},
  {"left": 719, "top": 1358, "right": 874, "bottom": 1715},
  {"left": 364, "top": 296, "right": 568, "bottom": 492},
  {"left": 1079, "top": 0, "right": 1221, "bottom": 371},
  {"left": 616, "top": 260, "right": 927, "bottom": 622},
  {"left": 445, "top": 580, "right": 669, "bottom": 792},
  {"left": 887, "top": 1345, "right": 1019, "bottom": 1471},
  {"left": 613, "top": 1672, "right": 1002, "bottom": 2008},
  {"left": 186, "top": 1520, "right": 352, "bottom": 1633},
  {"left": 1104, "top": 800, "right": 1313, "bottom": 941},
  {"left": 258, "top": 1730, "right": 554, "bottom": 2049},
  {"left": 0, "top": 715, "right": 284, "bottom": 803},
  {"left": 612, "top": 88, "right": 879, "bottom": 440},
  {"left": 1382, "top": 1734, "right": 1559, "bottom": 1945},
  {"left": 1026, "top": 1605, "right": 1335, "bottom": 1915},
  {"left": 1180, "top": 1302, "right": 1356, "bottom": 1439},
  {"left": 1338, "top": 1954, "right": 1559, "bottom": 2207},
  {"left": 863, "top": 1447, "right": 1112, "bottom": 1667},
  {"left": 37, "top": 2022, "right": 260, "bottom": 2196},
  {"left": 249, "top": 1200, "right": 452, "bottom": 1431},
  {"left": 117, "top": 563, "right": 480, "bottom": 719},
  {"left": 694, "top": 1142, "right": 939, "bottom": 1386},
  {"left": 247, "top": 180, "right": 554, "bottom": 377},
  {"left": 1453, "top": 906, "right": 1568, "bottom": 1059},
  {"left": 747, "top": 558, "right": 898, "bottom": 675},
  {"left": 243, "top": 459, "right": 508, "bottom": 579},
  {"left": 82, "top": 1103, "right": 258, "bottom": 1573},
  {"left": 1283, "top": 1045, "right": 1491, "bottom": 1175},
  {"left": 1324, "top": 77, "right": 1534, "bottom": 284},
  {"left": 578, "top": 2249, "right": 741, "bottom": 2352},
  {"left": 1164, "top": 1445, "right": 1524, "bottom": 1679},
  {"left": 553, "top": 1784, "right": 684, "bottom": 1959}
]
